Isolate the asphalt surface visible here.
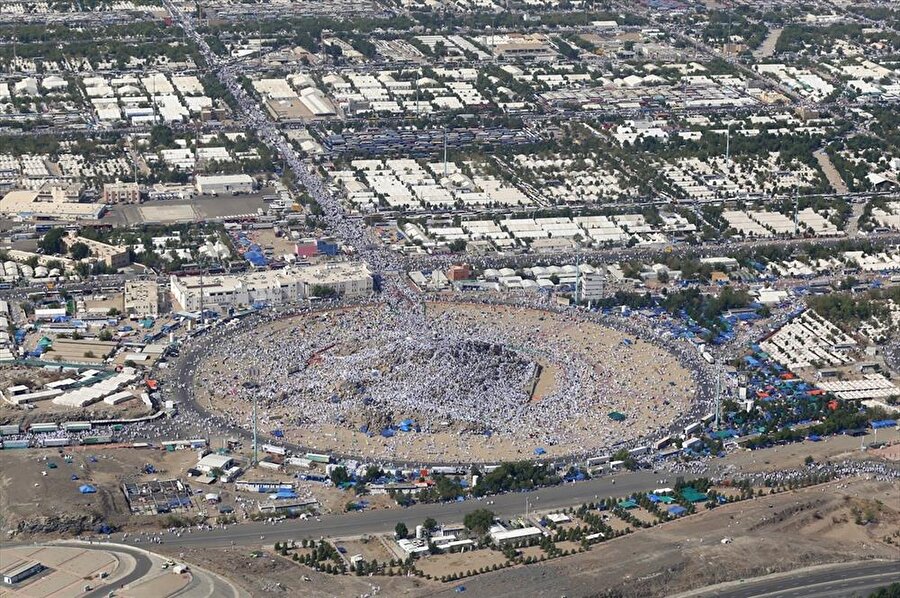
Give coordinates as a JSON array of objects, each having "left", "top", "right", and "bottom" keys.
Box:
[
  {"left": 683, "top": 560, "right": 899, "bottom": 598},
  {"left": 70, "top": 544, "right": 153, "bottom": 598},
  {"left": 67, "top": 542, "right": 244, "bottom": 598},
  {"left": 116, "top": 470, "right": 671, "bottom": 548}
]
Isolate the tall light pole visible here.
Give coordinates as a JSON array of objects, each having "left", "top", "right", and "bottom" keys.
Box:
[
  {"left": 246, "top": 366, "right": 259, "bottom": 465},
  {"left": 443, "top": 128, "right": 448, "bottom": 177},
  {"left": 714, "top": 360, "right": 722, "bottom": 431}
]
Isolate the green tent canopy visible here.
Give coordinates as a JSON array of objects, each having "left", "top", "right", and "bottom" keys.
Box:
[
  {"left": 608, "top": 412, "right": 626, "bottom": 422},
  {"left": 681, "top": 487, "right": 708, "bottom": 503}
]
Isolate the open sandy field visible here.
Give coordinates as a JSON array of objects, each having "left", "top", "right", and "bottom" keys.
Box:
[
  {"left": 0, "top": 545, "right": 121, "bottom": 598},
  {"left": 196, "top": 302, "right": 695, "bottom": 462},
  {"left": 0, "top": 447, "right": 199, "bottom": 538},
  {"left": 417, "top": 548, "right": 509, "bottom": 579},
  {"left": 159, "top": 545, "right": 427, "bottom": 598},
  {"left": 332, "top": 536, "right": 397, "bottom": 564},
  {"left": 711, "top": 428, "right": 900, "bottom": 475}
]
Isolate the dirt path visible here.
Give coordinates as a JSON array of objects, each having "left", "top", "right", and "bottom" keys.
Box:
[
  {"left": 753, "top": 27, "right": 783, "bottom": 59},
  {"left": 814, "top": 148, "right": 849, "bottom": 195}
]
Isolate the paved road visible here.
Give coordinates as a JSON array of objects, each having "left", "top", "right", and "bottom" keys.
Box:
[
  {"left": 682, "top": 560, "right": 899, "bottom": 598},
  {"left": 65, "top": 542, "right": 244, "bottom": 598},
  {"left": 117, "top": 470, "right": 672, "bottom": 548},
  {"left": 72, "top": 544, "right": 153, "bottom": 598}
]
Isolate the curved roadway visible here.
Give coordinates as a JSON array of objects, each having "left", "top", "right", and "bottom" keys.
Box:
[
  {"left": 63, "top": 542, "right": 244, "bottom": 598},
  {"left": 79, "top": 544, "right": 153, "bottom": 598}
]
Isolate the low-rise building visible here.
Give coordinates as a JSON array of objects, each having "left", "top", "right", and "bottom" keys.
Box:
[
  {"left": 63, "top": 234, "right": 130, "bottom": 269},
  {"left": 170, "top": 262, "right": 372, "bottom": 311},
  {"left": 0, "top": 189, "right": 104, "bottom": 221},
  {"left": 196, "top": 453, "right": 234, "bottom": 474},
  {"left": 102, "top": 181, "right": 141, "bottom": 204},
  {"left": 578, "top": 270, "right": 605, "bottom": 302},
  {"left": 124, "top": 281, "right": 160, "bottom": 317},
  {"left": 2, "top": 560, "right": 44, "bottom": 585},
  {"left": 195, "top": 174, "right": 254, "bottom": 195},
  {"left": 447, "top": 264, "right": 472, "bottom": 282},
  {"left": 489, "top": 525, "right": 543, "bottom": 545}
]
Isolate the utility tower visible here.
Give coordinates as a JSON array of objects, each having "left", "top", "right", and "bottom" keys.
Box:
[
  {"left": 443, "top": 129, "right": 449, "bottom": 177},
  {"left": 248, "top": 366, "right": 259, "bottom": 465},
  {"left": 714, "top": 360, "right": 722, "bottom": 431}
]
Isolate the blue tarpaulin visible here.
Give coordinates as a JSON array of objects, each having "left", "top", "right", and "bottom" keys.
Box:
[
  {"left": 533, "top": 447, "right": 546, "bottom": 455},
  {"left": 668, "top": 505, "right": 687, "bottom": 516},
  {"left": 871, "top": 420, "right": 896, "bottom": 429},
  {"left": 79, "top": 484, "right": 97, "bottom": 494}
]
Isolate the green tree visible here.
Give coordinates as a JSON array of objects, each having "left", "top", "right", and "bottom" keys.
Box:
[
  {"left": 394, "top": 522, "right": 408, "bottom": 539},
  {"left": 448, "top": 239, "right": 467, "bottom": 253},
  {"left": 150, "top": 124, "right": 174, "bottom": 148},
  {"left": 39, "top": 227, "right": 67, "bottom": 255},
  {"left": 868, "top": 582, "right": 900, "bottom": 598},
  {"left": 310, "top": 285, "right": 337, "bottom": 298},
  {"left": 329, "top": 466, "right": 350, "bottom": 486},
  {"left": 463, "top": 509, "right": 495, "bottom": 535},
  {"left": 69, "top": 242, "right": 90, "bottom": 260}
]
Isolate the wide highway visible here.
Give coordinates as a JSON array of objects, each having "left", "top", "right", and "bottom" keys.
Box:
[
  {"left": 678, "top": 560, "right": 899, "bottom": 598},
  {"left": 115, "top": 470, "right": 671, "bottom": 548}
]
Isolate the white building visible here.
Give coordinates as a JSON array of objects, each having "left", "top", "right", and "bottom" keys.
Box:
[
  {"left": 196, "top": 453, "right": 234, "bottom": 474},
  {"left": 578, "top": 270, "right": 605, "bottom": 302},
  {"left": 124, "top": 281, "right": 160, "bottom": 317},
  {"left": 489, "top": 525, "right": 544, "bottom": 545},
  {"left": 170, "top": 262, "right": 373, "bottom": 311},
  {"left": 195, "top": 174, "right": 254, "bottom": 195}
]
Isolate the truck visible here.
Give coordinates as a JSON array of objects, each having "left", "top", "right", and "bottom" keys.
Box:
[{"left": 304, "top": 452, "right": 330, "bottom": 464}]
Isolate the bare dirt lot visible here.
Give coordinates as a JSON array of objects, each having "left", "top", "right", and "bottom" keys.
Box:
[
  {"left": 715, "top": 428, "right": 900, "bottom": 474},
  {"left": 332, "top": 536, "right": 396, "bottom": 564},
  {"left": 0, "top": 545, "right": 121, "bottom": 598},
  {"left": 417, "top": 548, "right": 509, "bottom": 579},
  {"left": 159, "top": 546, "right": 428, "bottom": 598},
  {"left": 0, "top": 447, "right": 198, "bottom": 538}
]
